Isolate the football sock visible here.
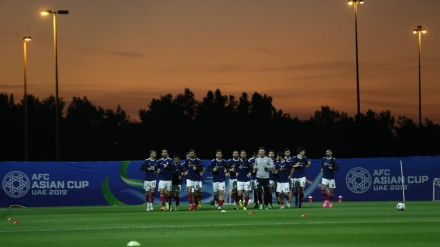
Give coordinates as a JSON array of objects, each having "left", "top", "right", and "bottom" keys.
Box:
[
  {"left": 175, "top": 195, "right": 180, "bottom": 206},
  {"left": 195, "top": 193, "right": 201, "bottom": 204},
  {"left": 244, "top": 196, "right": 249, "bottom": 207},
  {"left": 188, "top": 193, "right": 193, "bottom": 204},
  {"left": 145, "top": 193, "right": 150, "bottom": 203},
  {"left": 322, "top": 191, "right": 327, "bottom": 201},
  {"left": 267, "top": 191, "right": 272, "bottom": 205},
  {"left": 254, "top": 190, "right": 259, "bottom": 205},
  {"left": 160, "top": 195, "right": 165, "bottom": 206},
  {"left": 219, "top": 200, "right": 224, "bottom": 206},
  {"left": 329, "top": 194, "right": 334, "bottom": 202},
  {"left": 150, "top": 191, "right": 155, "bottom": 203}
]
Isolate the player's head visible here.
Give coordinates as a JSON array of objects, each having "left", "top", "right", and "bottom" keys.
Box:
[
  {"left": 173, "top": 154, "right": 180, "bottom": 162},
  {"left": 188, "top": 148, "right": 196, "bottom": 158},
  {"left": 284, "top": 148, "right": 291, "bottom": 157},
  {"left": 268, "top": 150, "right": 275, "bottom": 159},
  {"left": 161, "top": 148, "right": 169, "bottom": 158},
  {"left": 277, "top": 151, "right": 284, "bottom": 160},
  {"left": 215, "top": 149, "right": 223, "bottom": 159},
  {"left": 149, "top": 150, "right": 156, "bottom": 158},
  {"left": 296, "top": 146, "right": 305, "bottom": 155},
  {"left": 258, "top": 147, "right": 266, "bottom": 157},
  {"left": 232, "top": 150, "right": 239, "bottom": 159},
  {"left": 240, "top": 150, "right": 247, "bottom": 159},
  {"left": 326, "top": 148, "right": 333, "bottom": 158}
]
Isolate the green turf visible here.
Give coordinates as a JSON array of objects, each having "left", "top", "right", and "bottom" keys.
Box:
[{"left": 1, "top": 201, "right": 439, "bottom": 247}]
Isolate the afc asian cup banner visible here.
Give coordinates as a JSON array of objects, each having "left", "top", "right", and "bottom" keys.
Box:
[{"left": 1, "top": 156, "right": 439, "bottom": 207}]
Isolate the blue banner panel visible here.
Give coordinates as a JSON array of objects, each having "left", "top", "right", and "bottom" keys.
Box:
[{"left": 1, "top": 156, "right": 439, "bottom": 207}]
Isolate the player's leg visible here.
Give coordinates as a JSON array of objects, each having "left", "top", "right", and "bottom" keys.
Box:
[
  {"left": 186, "top": 179, "right": 194, "bottom": 210},
  {"left": 243, "top": 183, "right": 250, "bottom": 210},
  {"left": 276, "top": 182, "right": 283, "bottom": 208},
  {"left": 298, "top": 177, "right": 306, "bottom": 208},
  {"left": 150, "top": 181, "right": 156, "bottom": 210},
  {"left": 174, "top": 185, "right": 181, "bottom": 210},
  {"left": 321, "top": 178, "right": 329, "bottom": 207},
  {"left": 287, "top": 178, "right": 293, "bottom": 208},
  {"left": 165, "top": 181, "right": 172, "bottom": 211},
  {"left": 294, "top": 179, "right": 300, "bottom": 207},
  {"left": 282, "top": 183, "right": 290, "bottom": 209},
  {"left": 196, "top": 181, "right": 203, "bottom": 208},
  {"left": 263, "top": 179, "right": 271, "bottom": 209},
  {"left": 143, "top": 181, "right": 151, "bottom": 211},
  {"left": 252, "top": 180, "right": 259, "bottom": 208},
  {"left": 213, "top": 182, "right": 219, "bottom": 207},
  {"left": 328, "top": 179, "right": 336, "bottom": 208},
  {"left": 256, "top": 178, "right": 264, "bottom": 209},
  {"left": 268, "top": 180, "right": 274, "bottom": 209},
  {"left": 158, "top": 181, "right": 166, "bottom": 210},
  {"left": 218, "top": 187, "right": 225, "bottom": 210}
]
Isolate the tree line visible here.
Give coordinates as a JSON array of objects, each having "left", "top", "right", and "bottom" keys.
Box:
[{"left": 1, "top": 88, "right": 439, "bottom": 162}]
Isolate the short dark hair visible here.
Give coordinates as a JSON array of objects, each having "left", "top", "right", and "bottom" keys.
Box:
[{"left": 296, "top": 146, "right": 305, "bottom": 154}]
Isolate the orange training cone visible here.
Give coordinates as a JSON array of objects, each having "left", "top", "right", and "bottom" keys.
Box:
[
  {"left": 338, "top": 195, "right": 343, "bottom": 203},
  {"left": 308, "top": 196, "right": 313, "bottom": 203}
]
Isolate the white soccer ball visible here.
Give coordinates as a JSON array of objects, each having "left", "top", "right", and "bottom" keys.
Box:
[{"left": 396, "top": 202, "right": 405, "bottom": 211}]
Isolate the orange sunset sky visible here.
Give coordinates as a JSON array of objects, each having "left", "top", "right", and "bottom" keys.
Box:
[{"left": 1, "top": 0, "right": 439, "bottom": 123}]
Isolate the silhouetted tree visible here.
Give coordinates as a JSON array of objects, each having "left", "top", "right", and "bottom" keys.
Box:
[{"left": 1, "top": 89, "right": 439, "bottom": 161}]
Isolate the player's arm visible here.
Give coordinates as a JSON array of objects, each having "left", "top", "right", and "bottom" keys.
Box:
[
  {"left": 147, "top": 164, "right": 155, "bottom": 171},
  {"left": 207, "top": 161, "right": 215, "bottom": 172},
  {"left": 267, "top": 158, "right": 275, "bottom": 170},
  {"left": 228, "top": 162, "right": 235, "bottom": 173},
  {"left": 305, "top": 157, "right": 311, "bottom": 168},
  {"left": 288, "top": 166, "right": 294, "bottom": 179},
  {"left": 197, "top": 161, "right": 206, "bottom": 176}
]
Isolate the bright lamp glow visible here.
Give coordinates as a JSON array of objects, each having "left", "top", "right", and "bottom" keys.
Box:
[
  {"left": 348, "top": 0, "right": 363, "bottom": 5},
  {"left": 23, "top": 37, "right": 32, "bottom": 42},
  {"left": 40, "top": 10, "right": 52, "bottom": 15}
]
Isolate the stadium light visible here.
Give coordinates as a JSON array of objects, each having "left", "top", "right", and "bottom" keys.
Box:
[
  {"left": 23, "top": 36, "right": 31, "bottom": 161},
  {"left": 40, "top": 9, "right": 69, "bottom": 161},
  {"left": 347, "top": 0, "right": 364, "bottom": 119},
  {"left": 413, "top": 25, "right": 427, "bottom": 127}
]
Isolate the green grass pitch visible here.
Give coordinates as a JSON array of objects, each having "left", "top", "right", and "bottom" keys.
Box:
[{"left": 1, "top": 201, "right": 439, "bottom": 247}]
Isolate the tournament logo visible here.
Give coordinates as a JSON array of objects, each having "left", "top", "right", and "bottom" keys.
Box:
[
  {"left": 2, "top": 171, "right": 30, "bottom": 198},
  {"left": 346, "top": 167, "right": 371, "bottom": 194}
]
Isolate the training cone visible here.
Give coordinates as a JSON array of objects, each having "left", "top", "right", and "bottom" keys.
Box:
[
  {"left": 8, "top": 218, "right": 14, "bottom": 221},
  {"left": 249, "top": 212, "right": 255, "bottom": 215},
  {"left": 127, "top": 241, "right": 141, "bottom": 246},
  {"left": 14, "top": 221, "right": 20, "bottom": 224},
  {"left": 220, "top": 210, "right": 227, "bottom": 213},
  {"left": 338, "top": 195, "right": 343, "bottom": 203},
  {"left": 301, "top": 214, "right": 308, "bottom": 218}
]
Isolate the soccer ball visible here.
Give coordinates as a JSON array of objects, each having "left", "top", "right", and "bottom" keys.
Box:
[{"left": 396, "top": 202, "right": 405, "bottom": 211}]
